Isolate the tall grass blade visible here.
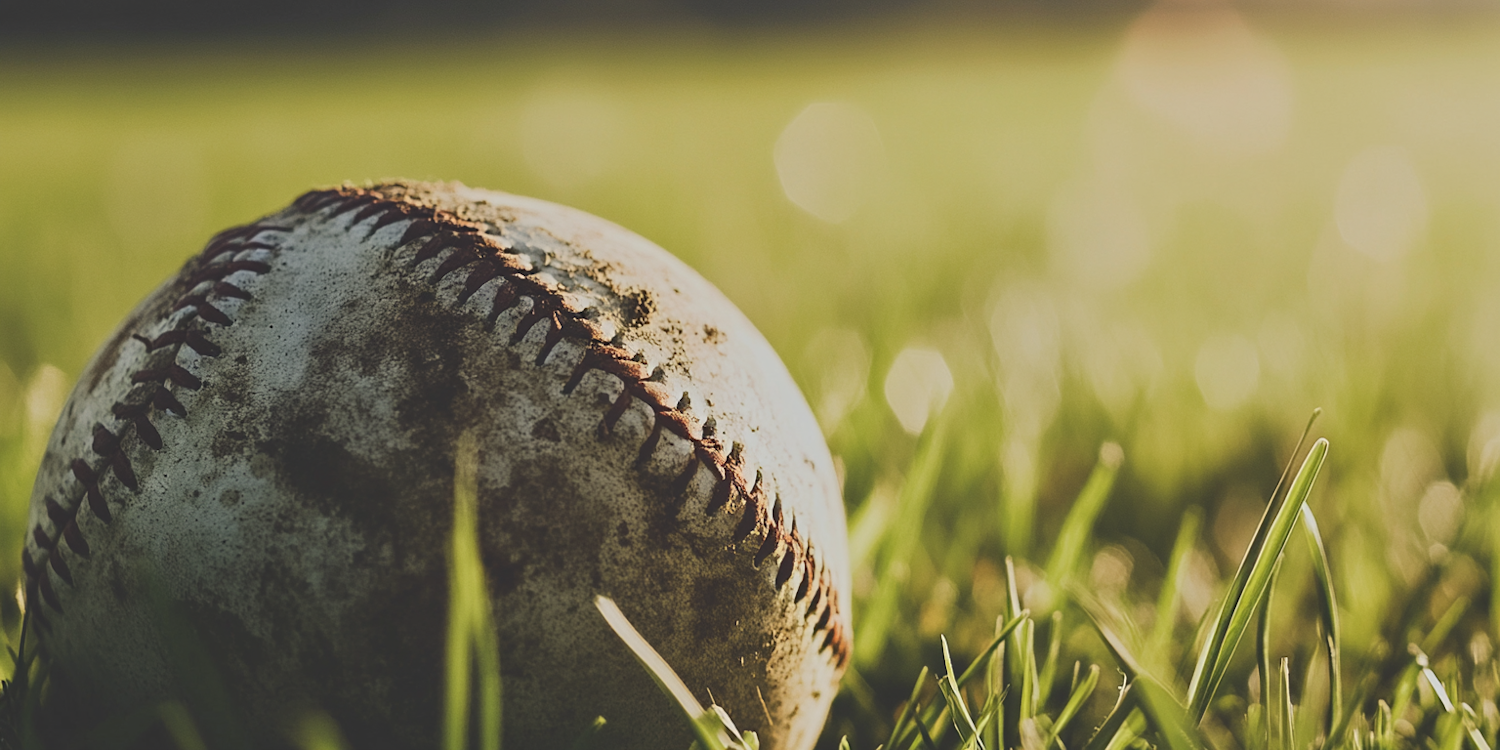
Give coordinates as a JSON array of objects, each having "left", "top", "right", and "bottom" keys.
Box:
[
  {"left": 887, "top": 665, "right": 930, "bottom": 750},
  {"left": 1413, "top": 645, "right": 1484, "bottom": 750},
  {"left": 1072, "top": 588, "right": 1147, "bottom": 682},
  {"left": 979, "top": 692, "right": 1002, "bottom": 750},
  {"left": 1421, "top": 595, "right": 1471, "bottom": 655},
  {"left": 1256, "top": 556, "right": 1282, "bottom": 747},
  {"left": 445, "top": 432, "right": 502, "bottom": 750},
  {"left": 913, "top": 710, "right": 940, "bottom": 750},
  {"left": 1038, "top": 610, "right": 1063, "bottom": 709},
  {"left": 594, "top": 596, "right": 735, "bottom": 750},
  {"left": 1374, "top": 700, "right": 1394, "bottom": 750},
  {"left": 1148, "top": 508, "right": 1202, "bottom": 667},
  {"left": 1278, "top": 658, "right": 1293, "bottom": 750},
  {"left": 1135, "top": 677, "right": 1205, "bottom": 750},
  {"left": 1020, "top": 619, "right": 1038, "bottom": 722},
  {"left": 1299, "top": 504, "right": 1344, "bottom": 744},
  {"left": 939, "top": 636, "right": 983, "bottom": 749},
  {"left": 1186, "top": 410, "right": 1318, "bottom": 713},
  {"left": 1080, "top": 683, "right": 1139, "bottom": 750},
  {"left": 987, "top": 614, "right": 1009, "bottom": 750},
  {"left": 1044, "top": 443, "right": 1124, "bottom": 598},
  {"left": 893, "top": 614, "right": 1028, "bottom": 750},
  {"left": 848, "top": 488, "right": 895, "bottom": 573},
  {"left": 1187, "top": 437, "right": 1329, "bottom": 720},
  {"left": 1042, "top": 663, "right": 1099, "bottom": 750},
  {"left": 1005, "top": 556, "right": 1028, "bottom": 744},
  {"left": 1422, "top": 661, "right": 1456, "bottom": 711},
  {"left": 1386, "top": 661, "right": 1419, "bottom": 736},
  {"left": 857, "top": 414, "right": 951, "bottom": 666},
  {"left": 1462, "top": 704, "right": 1493, "bottom": 750}
]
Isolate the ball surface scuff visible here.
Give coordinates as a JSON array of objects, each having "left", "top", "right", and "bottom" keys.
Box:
[{"left": 24, "top": 181, "right": 850, "bottom": 749}]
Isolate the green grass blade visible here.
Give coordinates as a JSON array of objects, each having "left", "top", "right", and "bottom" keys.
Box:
[
  {"left": 445, "top": 433, "right": 502, "bottom": 750},
  {"left": 1462, "top": 704, "right": 1493, "bottom": 750},
  {"left": 987, "top": 614, "right": 1008, "bottom": 750},
  {"left": 1257, "top": 556, "right": 1283, "bottom": 747},
  {"left": 893, "top": 614, "right": 1028, "bottom": 750},
  {"left": 912, "top": 711, "right": 940, "bottom": 750},
  {"left": 1019, "top": 618, "right": 1038, "bottom": 721},
  {"left": 1374, "top": 700, "right": 1394, "bottom": 750},
  {"left": 1299, "top": 504, "right": 1344, "bottom": 745},
  {"left": 969, "top": 712, "right": 993, "bottom": 750},
  {"left": 856, "top": 414, "right": 951, "bottom": 666},
  {"left": 1004, "top": 556, "right": 1027, "bottom": 742},
  {"left": 960, "top": 613, "right": 1030, "bottom": 690},
  {"left": 1278, "top": 658, "right": 1294, "bottom": 750},
  {"left": 979, "top": 692, "right": 1001, "bottom": 750},
  {"left": 1427, "top": 677, "right": 1465, "bottom": 750},
  {"left": 1421, "top": 595, "right": 1471, "bottom": 655},
  {"left": 1042, "top": 663, "right": 1100, "bottom": 750},
  {"left": 1081, "top": 684, "right": 1139, "bottom": 750},
  {"left": 886, "top": 665, "right": 930, "bottom": 750},
  {"left": 1417, "top": 652, "right": 1460, "bottom": 715},
  {"left": 1044, "top": 443, "right": 1124, "bottom": 596},
  {"left": 1148, "top": 508, "right": 1203, "bottom": 668},
  {"left": 1386, "top": 661, "right": 1419, "bottom": 737},
  {"left": 1186, "top": 411, "right": 1319, "bottom": 711},
  {"left": 1072, "top": 589, "right": 1146, "bottom": 682},
  {"left": 1187, "top": 437, "right": 1329, "bottom": 720},
  {"left": 594, "top": 596, "right": 733, "bottom": 750},
  {"left": 847, "top": 488, "right": 895, "bottom": 574},
  {"left": 938, "top": 636, "right": 982, "bottom": 747},
  {"left": 1038, "top": 610, "right": 1063, "bottom": 711},
  {"left": 1135, "top": 677, "right": 1205, "bottom": 750}
]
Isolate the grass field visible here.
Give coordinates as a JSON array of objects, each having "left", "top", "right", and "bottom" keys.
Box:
[{"left": 5, "top": 10, "right": 1500, "bottom": 748}]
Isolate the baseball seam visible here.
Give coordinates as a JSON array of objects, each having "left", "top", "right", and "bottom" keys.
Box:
[
  {"left": 24, "top": 185, "right": 850, "bottom": 669},
  {"left": 24, "top": 221, "right": 285, "bottom": 636}
]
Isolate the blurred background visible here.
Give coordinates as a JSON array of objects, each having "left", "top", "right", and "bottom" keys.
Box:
[{"left": 5, "top": 1, "right": 1500, "bottom": 746}]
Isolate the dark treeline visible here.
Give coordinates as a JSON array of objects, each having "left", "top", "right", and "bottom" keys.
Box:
[{"left": 2, "top": 0, "right": 1129, "bottom": 39}]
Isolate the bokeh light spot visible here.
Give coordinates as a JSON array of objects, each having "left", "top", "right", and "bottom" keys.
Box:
[
  {"left": 883, "top": 346, "right": 952, "bottom": 435},
  {"left": 774, "top": 102, "right": 885, "bottom": 224},
  {"left": 805, "top": 327, "right": 871, "bottom": 432},
  {"left": 1417, "top": 480, "right": 1463, "bottom": 544},
  {"left": 1335, "top": 146, "right": 1428, "bottom": 262},
  {"left": 1117, "top": 2, "right": 1293, "bottom": 158}
]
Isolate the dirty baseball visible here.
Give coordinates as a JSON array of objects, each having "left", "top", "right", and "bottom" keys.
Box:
[{"left": 23, "top": 181, "right": 850, "bottom": 749}]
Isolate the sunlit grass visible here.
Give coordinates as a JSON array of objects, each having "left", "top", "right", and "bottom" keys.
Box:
[
  {"left": 445, "top": 433, "right": 502, "bottom": 750},
  {"left": 5, "top": 14, "right": 1500, "bottom": 749}
]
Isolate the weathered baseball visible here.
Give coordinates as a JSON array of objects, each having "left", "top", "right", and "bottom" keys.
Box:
[{"left": 24, "top": 181, "right": 850, "bottom": 749}]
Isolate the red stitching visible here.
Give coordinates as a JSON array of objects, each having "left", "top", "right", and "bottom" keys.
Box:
[
  {"left": 25, "top": 186, "right": 851, "bottom": 668},
  {"left": 316, "top": 186, "right": 849, "bottom": 666},
  {"left": 25, "top": 223, "right": 283, "bottom": 615}
]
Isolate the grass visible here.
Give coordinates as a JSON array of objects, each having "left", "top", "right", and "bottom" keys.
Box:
[{"left": 6, "top": 11, "right": 1500, "bottom": 749}]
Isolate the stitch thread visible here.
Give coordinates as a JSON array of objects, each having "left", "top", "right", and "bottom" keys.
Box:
[
  {"left": 306, "top": 186, "right": 851, "bottom": 667},
  {"left": 23, "top": 222, "right": 285, "bottom": 626},
  {"left": 25, "top": 186, "right": 851, "bottom": 669}
]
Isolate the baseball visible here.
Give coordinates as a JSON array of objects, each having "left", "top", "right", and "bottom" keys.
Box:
[{"left": 23, "top": 181, "right": 850, "bottom": 749}]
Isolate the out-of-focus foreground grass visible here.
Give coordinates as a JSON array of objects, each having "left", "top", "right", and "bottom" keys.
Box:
[{"left": 5, "top": 11, "right": 1500, "bottom": 747}]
